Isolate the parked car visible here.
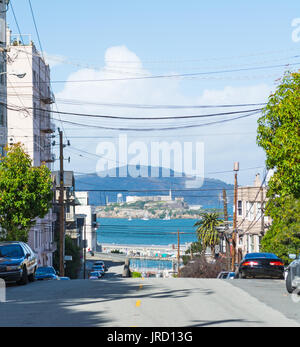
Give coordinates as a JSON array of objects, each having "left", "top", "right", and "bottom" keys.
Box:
[
  {"left": 0, "top": 242, "right": 37, "bottom": 285},
  {"left": 89, "top": 271, "right": 103, "bottom": 280},
  {"left": 217, "top": 271, "right": 236, "bottom": 280},
  {"left": 35, "top": 267, "right": 59, "bottom": 281},
  {"left": 94, "top": 261, "right": 108, "bottom": 271},
  {"left": 236, "top": 253, "right": 285, "bottom": 279},
  {"left": 92, "top": 265, "right": 105, "bottom": 274},
  {"left": 286, "top": 254, "right": 300, "bottom": 294}
]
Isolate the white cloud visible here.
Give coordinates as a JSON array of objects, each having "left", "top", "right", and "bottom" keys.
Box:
[{"left": 54, "top": 45, "right": 272, "bottom": 185}]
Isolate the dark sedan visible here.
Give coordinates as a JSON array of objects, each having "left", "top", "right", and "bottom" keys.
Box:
[
  {"left": 35, "top": 267, "right": 59, "bottom": 281},
  {"left": 0, "top": 242, "right": 37, "bottom": 285},
  {"left": 237, "top": 253, "right": 285, "bottom": 280}
]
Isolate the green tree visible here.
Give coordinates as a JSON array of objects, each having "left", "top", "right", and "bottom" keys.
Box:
[
  {"left": 0, "top": 144, "right": 53, "bottom": 242},
  {"left": 194, "top": 212, "right": 223, "bottom": 253},
  {"left": 261, "top": 197, "right": 300, "bottom": 264},
  {"left": 257, "top": 72, "right": 300, "bottom": 262},
  {"left": 53, "top": 235, "right": 81, "bottom": 279},
  {"left": 257, "top": 72, "right": 300, "bottom": 200}
]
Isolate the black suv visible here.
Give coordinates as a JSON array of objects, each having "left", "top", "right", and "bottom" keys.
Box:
[{"left": 0, "top": 242, "right": 37, "bottom": 285}]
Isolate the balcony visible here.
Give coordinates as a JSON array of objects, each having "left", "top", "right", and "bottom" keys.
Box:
[
  {"left": 66, "top": 212, "right": 76, "bottom": 222},
  {"left": 43, "top": 242, "right": 57, "bottom": 253},
  {"left": 41, "top": 122, "right": 55, "bottom": 134},
  {"left": 40, "top": 91, "right": 55, "bottom": 105}
]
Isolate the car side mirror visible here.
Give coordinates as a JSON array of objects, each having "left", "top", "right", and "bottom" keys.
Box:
[
  {"left": 289, "top": 254, "right": 297, "bottom": 260},
  {"left": 26, "top": 253, "right": 30, "bottom": 259}
]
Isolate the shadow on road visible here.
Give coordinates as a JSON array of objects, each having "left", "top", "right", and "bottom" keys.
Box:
[
  {"left": 187, "top": 319, "right": 261, "bottom": 327},
  {"left": 0, "top": 275, "right": 213, "bottom": 327}
]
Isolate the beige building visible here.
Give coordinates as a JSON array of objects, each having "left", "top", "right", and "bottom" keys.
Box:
[
  {"left": 6, "top": 30, "right": 56, "bottom": 266},
  {"left": 236, "top": 174, "right": 271, "bottom": 258}
]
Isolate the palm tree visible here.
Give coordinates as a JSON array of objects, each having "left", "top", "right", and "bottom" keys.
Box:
[{"left": 194, "top": 212, "right": 224, "bottom": 254}]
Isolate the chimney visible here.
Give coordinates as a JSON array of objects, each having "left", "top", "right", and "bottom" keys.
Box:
[{"left": 254, "top": 173, "right": 262, "bottom": 187}]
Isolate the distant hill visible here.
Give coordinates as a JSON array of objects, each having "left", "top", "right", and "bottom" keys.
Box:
[{"left": 75, "top": 166, "right": 234, "bottom": 209}]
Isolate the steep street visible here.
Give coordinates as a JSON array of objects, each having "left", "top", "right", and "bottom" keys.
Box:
[{"left": 1, "top": 265, "right": 299, "bottom": 327}]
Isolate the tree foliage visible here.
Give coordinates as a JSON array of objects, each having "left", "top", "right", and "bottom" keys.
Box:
[
  {"left": 0, "top": 144, "right": 53, "bottom": 242},
  {"left": 261, "top": 197, "right": 300, "bottom": 263},
  {"left": 194, "top": 212, "right": 223, "bottom": 251},
  {"left": 53, "top": 235, "right": 82, "bottom": 279},
  {"left": 257, "top": 72, "right": 300, "bottom": 262},
  {"left": 257, "top": 72, "right": 300, "bottom": 200}
]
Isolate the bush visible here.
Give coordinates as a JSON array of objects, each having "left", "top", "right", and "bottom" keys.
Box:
[
  {"left": 179, "top": 254, "right": 227, "bottom": 278},
  {"left": 131, "top": 272, "right": 142, "bottom": 278}
]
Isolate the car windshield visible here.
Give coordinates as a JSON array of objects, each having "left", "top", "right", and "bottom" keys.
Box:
[
  {"left": 0, "top": 245, "right": 24, "bottom": 258},
  {"left": 36, "top": 267, "right": 56, "bottom": 275},
  {"left": 245, "top": 253, "right": 279, "bottom": 260}
]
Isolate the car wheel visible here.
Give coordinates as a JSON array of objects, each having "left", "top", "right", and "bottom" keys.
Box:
[
  {"left": 28, "top": 268, "right": 36, "bottom": 282},
  {"left": 241, "top": 271, "right": 247, "bottom": 279},
  {"left": 286, "top": 271, "right": 296, "bottom": 294},
  {"left": 18, "top": 267, "right": 29, "bottom": 286}
]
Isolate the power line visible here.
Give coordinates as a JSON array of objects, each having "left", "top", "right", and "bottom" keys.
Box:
[
  {"left": 50, "top": 111, "right": 261, "bottom": 132},
  {"left": 29, "top": 106, "right": 263, "bottom": 121},
  {"left": 7, "top": 61, "right": 300, "bottom": 85}
]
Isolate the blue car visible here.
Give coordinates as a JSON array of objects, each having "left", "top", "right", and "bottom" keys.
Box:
[{"left": 35, "top": 267, "right": 59, "bottom": 281}]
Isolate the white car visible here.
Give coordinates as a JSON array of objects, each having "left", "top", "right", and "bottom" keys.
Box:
[
  {"left": 89, "top": 271, "right": 103, "bottom": 280},
  {"left": 286, "top": 255, "right": 300, "bottom": 293}
]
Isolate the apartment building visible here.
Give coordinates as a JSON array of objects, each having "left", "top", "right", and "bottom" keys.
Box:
[
  {"left": 0, "top": 0, "right": 9, "bottom": 155},
  {"left": 236, "top": 174, "right": 271, "bottom": 258},
  {"left": 75, "top": 192, "right": 98, "bottom": 252},
  {"left": 6, "top": 30, "right": 56, "bottom": 266}
]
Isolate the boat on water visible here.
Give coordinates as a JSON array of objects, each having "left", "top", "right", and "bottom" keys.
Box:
[
  {"left": 142, "top": 212, "right": 149, "bottom": 221},
  {"left": 164, "top": 213, "right": 171, "bottom": 221}
]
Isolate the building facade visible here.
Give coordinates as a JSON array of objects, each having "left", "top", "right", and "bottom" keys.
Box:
[
  {"left": 6, "top": 30, "right": 56, "bottom": 266},
  {"left": 0, "top": 0, "right": 9, "bottom": 155},
  {"left": 75, "top": 192, "right": 98, "bottom": 252},
  {"left": 236, "top": 174, "right": 271, "bottom": 258}
]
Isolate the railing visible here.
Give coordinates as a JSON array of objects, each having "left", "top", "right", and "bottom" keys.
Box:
[{"left": 43, "top": 242, "right": 57, "bottom": 253}]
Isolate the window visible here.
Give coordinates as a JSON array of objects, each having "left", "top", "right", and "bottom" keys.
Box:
[
  {"left": 246, "top": 201, "right": 254, "bottom": 221},
  {"left": 0, "top": 104, "right": 5, "bottom": 126},
  {"left": 238, "top": 201, "right": 243, "bottom": 216}
]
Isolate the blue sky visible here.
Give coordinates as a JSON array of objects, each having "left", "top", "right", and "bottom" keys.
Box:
[{"left": 6, "top": 0, "right": 300, "bottom": 185}]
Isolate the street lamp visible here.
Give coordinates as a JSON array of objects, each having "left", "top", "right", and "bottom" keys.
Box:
[{"left": 0, "top": 72, "right": 26, "bottom": 78}]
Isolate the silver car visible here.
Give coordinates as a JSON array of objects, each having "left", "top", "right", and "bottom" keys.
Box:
[{"left": 286, "top": 255, "right": 300, "bottom": 294}]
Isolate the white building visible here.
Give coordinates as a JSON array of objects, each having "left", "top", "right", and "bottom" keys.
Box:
[
  {"left": 126, "top": 190, "right": 173, "bottom": 204},
  {"left": 75, "top": 192, "right": 98, "bottom": 252},
  {"left": 236, "top": 174, "right": 271, "bottom": 258},
  {"left": 6, "top": 30, "right": 56, "bottom": 266},
  {"left": 0, "top": 0, "right": 9, "bottom": 155}
]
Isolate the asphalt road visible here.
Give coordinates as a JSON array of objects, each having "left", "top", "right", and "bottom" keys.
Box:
[{"left": 0, "top": 264, "right": 299, "bottom": 327}]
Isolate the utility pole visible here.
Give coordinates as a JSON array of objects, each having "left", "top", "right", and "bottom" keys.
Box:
[
  {"left": 232, "top": 162, "right": 239, "bottom": 272},
  {"left": 223, "top": 189, "right": 231, "bottom": 271},
  {"left": 59, "top": 130, "right": 65, "bottom": 277}
]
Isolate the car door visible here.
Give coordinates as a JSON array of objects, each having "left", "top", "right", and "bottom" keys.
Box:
[{"left": 22, "top": 244, "right": 36, "bottom": 274}]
